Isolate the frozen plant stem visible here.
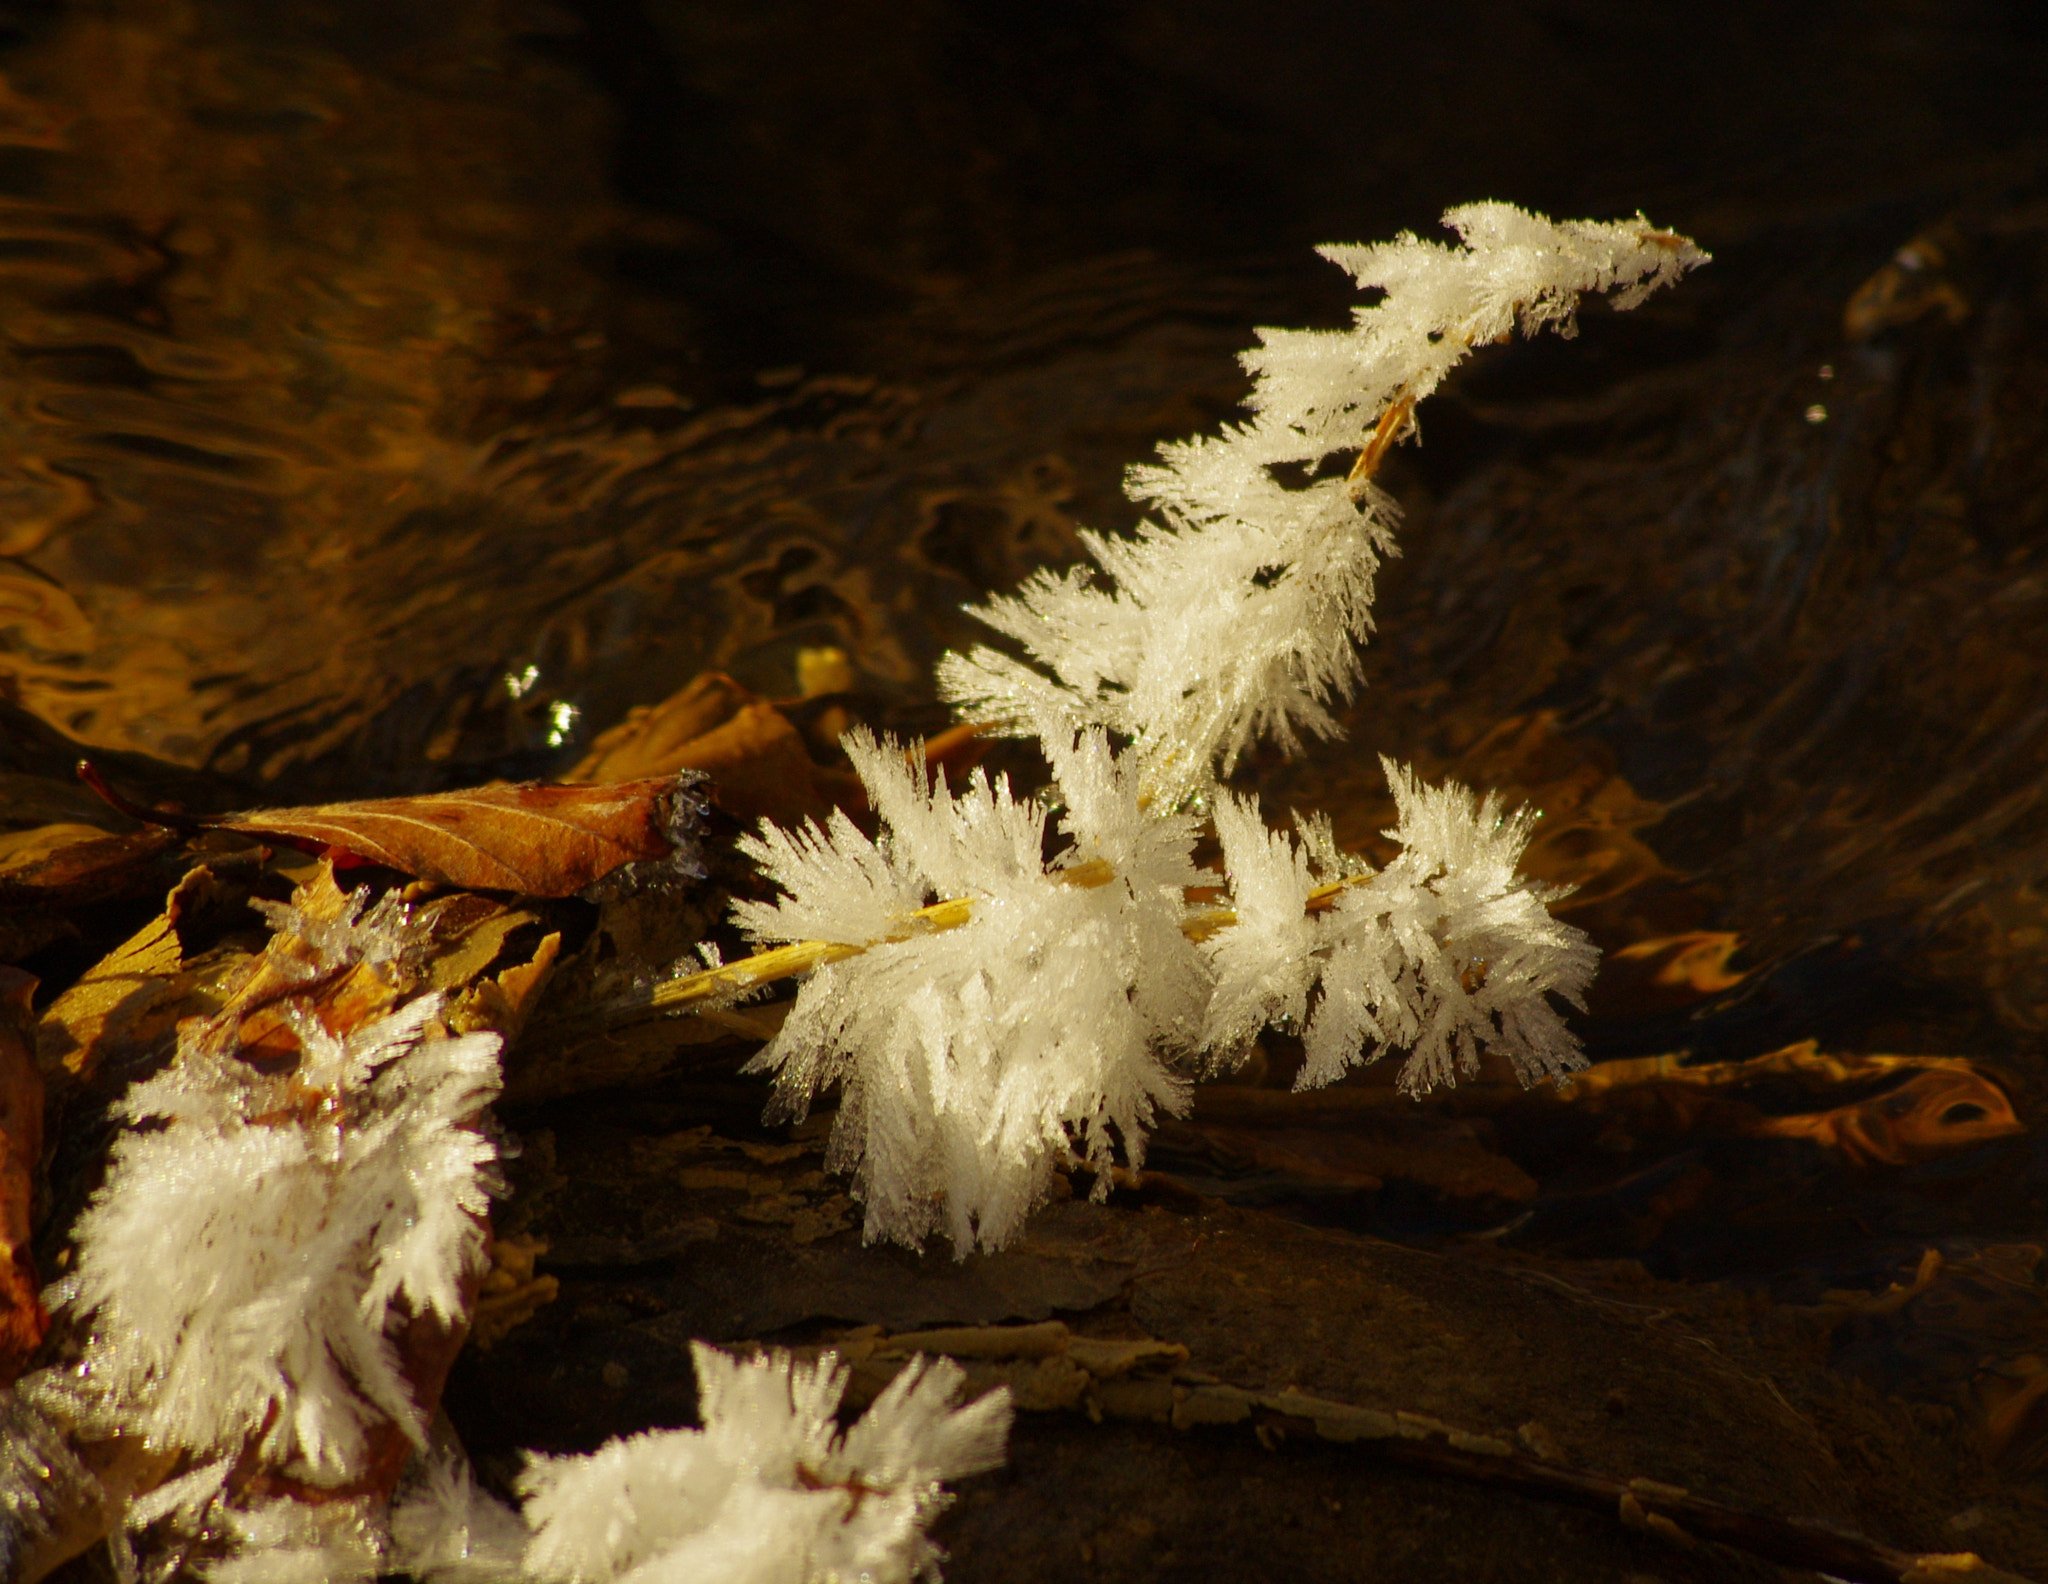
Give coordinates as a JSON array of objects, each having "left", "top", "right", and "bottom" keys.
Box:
[
  {"left": 577, "top": 861, "right": 1368, "bottom": 1031},
  {"left": 570, "top": 378, "right": 1556, "bottom": 1035},
  {"left": 714, "top": 206, "right": 1704, "bottom": 1256}
]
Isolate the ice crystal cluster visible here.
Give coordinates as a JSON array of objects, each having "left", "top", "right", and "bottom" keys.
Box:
[
  {"left": 1203, "top": 763, "right": 1599, "bottom": 1096},
  {"left": 736, "top": 728, "right": 1209, "bottom": 1252},
  {"left": 8, "top": 886, "right": 1009, "bottom": 1584},
  {"left": 389, "top": 1346, "right": 1011, "bottom": 1584},
  {"left": 59, "top": 987, "right": 500, "bottom": 1482},
  {"left": 741, "top": 204, "right": 1704, "bottom": 1255},
  {"left": 29, "top": 886, "right": 503, "bottom": 1577}
]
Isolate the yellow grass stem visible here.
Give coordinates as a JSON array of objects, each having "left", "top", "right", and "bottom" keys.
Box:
[{"left": 568, "top": 862, "right": 1367, "bottom": 1033}]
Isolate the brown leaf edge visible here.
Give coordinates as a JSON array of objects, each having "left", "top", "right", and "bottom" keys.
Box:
[
  {"left": 79, "top": 761, "right": 704, "bottom": 899},
  {"left": 0, "top": 964, "right": 46, "bottom": 1382}
]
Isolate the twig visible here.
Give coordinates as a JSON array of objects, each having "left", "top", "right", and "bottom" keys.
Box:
[
  {"left": 797, "top": 1323, "right": 2032, "bottom": 1584},
  {"left": 1262, "top": 1410, "right": 2022, "bottom": 1584},
  {"left": 536, "top": 865, "right": 1376, "bottom": 1038}
]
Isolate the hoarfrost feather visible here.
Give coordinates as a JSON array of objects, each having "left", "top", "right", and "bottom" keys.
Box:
[
  {"left": 389, "top": 1448, "right": 530, "bottom": 1583},
  {"left": 513, "top": 1344, "right": 1010, "bottom": 1584},
  {"left": 940, "top": 204, "right": 1704, "bottom": 803},
  {"left": 202, "top": 1496, "right": 385, "bottom": 1584},
  {"left": 54, "top": 905, "right": 503, "bottom": 1484},
  {"left": 740, "top": 729, "right": 1210, "bottom": 1254},
  {"left": 1205, "top": 760, "right": 1597, "bottom": 1097}
]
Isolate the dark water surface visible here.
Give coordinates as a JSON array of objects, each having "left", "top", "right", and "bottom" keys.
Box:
[{"left": 6, "top": 0, "right": 2048, "bottom": 1572}]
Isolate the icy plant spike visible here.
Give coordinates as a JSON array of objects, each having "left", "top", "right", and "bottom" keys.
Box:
[
  {"left": 573, "top": 849, "right": 1362, "bottom": 1032},
  {"left": 387, "top": 1345, "right": 1013, "bottom": 1584},
  {"left": 939, "top": 203, "right": 1706, "bottom": 803},
  {"left": 734, "top": 736, "right": 1594, "bottom": 1252},
  {"left": 717, "top": 205, "right": 1694, "bottom": 1255},
  {"left": 734, "top": 728, "right": 1210, "bottom": 1254}
]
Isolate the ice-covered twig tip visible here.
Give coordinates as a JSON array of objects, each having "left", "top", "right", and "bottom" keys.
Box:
[
  {"left": 734, "top": 204, "right": 1703, "bottom": 1255},
  {"left": 390, "top": 1345, "right": 1012, "bottom": 1584},
  {"left": 940, "top": 203, "right": 1705, "bottom": 804}
]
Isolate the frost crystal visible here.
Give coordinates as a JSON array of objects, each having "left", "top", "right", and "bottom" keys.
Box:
[
  {"left": 391, "top": 1346, "right": 1011, "bottom": 1584},
  {"left": 52, "top": 893, "right": 504, "bottom": 1489},
  {"left": 709, "top": 205, "right": 1699, "bottom": 1256},
  {"left": 1207, "top": 760, "right": 1598, "bottom": 1096},
  {"left": 388, "top": 1448, "right": 530, "bottom": 1583},
  {"left": 939, "top": 203, "right": 1705, "bottom": 804},
  {"left": 737, "top": 729, "right": 1211, "bottom": 1253},
  {"left": 204, "top": 1495, "right": 388, "bottom": 1584}
]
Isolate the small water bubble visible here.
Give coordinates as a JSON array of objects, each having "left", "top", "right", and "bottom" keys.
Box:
[
  {"left": 504, "top": 664, "right": 540, "bottom": 700},
  {"left": 1804, "top": 403, "right": 1828, "bottom": 425},
  {"left": 1817, "top": 363, "right": 1835, "bottom": 380},
  {"left": 546, "top": 700, "right": 580, "bottom": 746}
]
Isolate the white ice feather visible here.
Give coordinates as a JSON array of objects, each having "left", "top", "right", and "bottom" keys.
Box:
[
  {"left": 490, "top": 1345, "right": 1010, "bottom": 1584},
  {"left": 203, "top": 1496, "right": 387, "bottom": 1584},
  {"left": 53, "top": 894, "right": 504, "bottom": 1485},
  {"left": 940, "top": 204, "right": 1704, "bottom": 804},
  {"left": 1205, "top": 759, "right": 1598, "bottom": 1097},
  {"left": 737, "top": 728, "right": 1211, "bottom": 1254},
  {"left": 388, "top": 1447, "right": 532, "bottom": 1583}
]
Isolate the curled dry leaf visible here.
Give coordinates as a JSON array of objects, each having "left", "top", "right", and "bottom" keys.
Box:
[
  {"left": 566, "top": 667, "right": 991, "bottom": 826},
  {"left": 0, "top": 965, "right": 44, "bottom": 1380},
  {"left": 0, "top": 826, "right": 182, "bottom": 911},
  {"left": 218, "top": 775, "right": 691, "bottom": 897}
]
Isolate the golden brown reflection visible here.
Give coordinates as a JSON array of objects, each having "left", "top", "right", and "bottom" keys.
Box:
[{"left": 1554, "top": 1041, "right": 2025, "bottom": 1168}]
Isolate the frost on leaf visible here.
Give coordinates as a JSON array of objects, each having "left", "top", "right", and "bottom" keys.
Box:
[
  {"left": 939, "top": 204, "right": 1705, "bottom": 805},
  {"left": 1206, "top": 759, "right": 1598, "bottom": 1097},
  {"left": 203, "top": 1494, "right": 389, "bottom": 1584},
  {"left": 395, "top": 1345, "right": 1011, "bottom": 1584},
  {"left": 388, "top": 1447, "right": 530, "bottom": 1583},
  {"left": 50, "top": 879, "right": 505, "bottom": 1490},
  {"left": 736, "top": 728, "right": 1211, "bottom": 1254}
]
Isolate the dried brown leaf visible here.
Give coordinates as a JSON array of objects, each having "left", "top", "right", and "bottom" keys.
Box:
[
  {"left": 35, "top": 907, "right": 190, "bottom": 1086},
  {"left": 0, "top": 825, "right": 181, "bottom": 909},
  {"left": 659, "top": 700, "right": 837, "bottom": 827},
  {"left": 567, "top": 668, "right": 992, "bottom": 828},
  {"left": 218, "top": 776, "right": 682, "bottom": 897},
  {"left": 567, "top": 672, "right": 756, "bottom": 784},
  {"left": 0, "top": 964, "right": 45, "bottom": 1381}
]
